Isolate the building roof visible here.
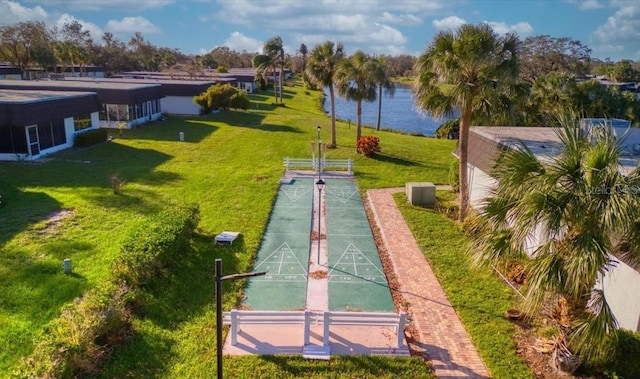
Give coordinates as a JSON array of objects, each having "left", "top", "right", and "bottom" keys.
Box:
[
  {"left": 0, "top": 79, "right": 163, "bottom": 105},
  {"left": 0, "top": 89, "right": 100, "bottom": 125},
  {"left": 65, "top": 77, "right": 217, "bottom": 97},
  {"left": 469, "top": 122, "right": 640, "bottom": 175}
]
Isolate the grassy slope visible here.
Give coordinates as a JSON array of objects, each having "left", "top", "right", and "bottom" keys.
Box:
[{"left": 0, "top": 82, "right": 450, "bottom": 377}]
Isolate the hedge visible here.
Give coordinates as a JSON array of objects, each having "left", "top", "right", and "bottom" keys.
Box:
[
  {"left": 73, "top": 129, "right": 109, "bottom": 147},
  {"left": 113, "top": 203, "right": 200, "bottom": 286},
  {"left": 12, "top": 203, "right": 200, "bottom": 378}
]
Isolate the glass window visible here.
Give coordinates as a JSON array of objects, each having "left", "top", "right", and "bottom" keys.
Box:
[{"left": 74, "top": 114, "right": 92, "bottom": 131}]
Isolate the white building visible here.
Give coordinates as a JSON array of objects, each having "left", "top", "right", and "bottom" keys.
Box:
[{"left": 465, "top": 122, "right": 640, "bottom": 332}]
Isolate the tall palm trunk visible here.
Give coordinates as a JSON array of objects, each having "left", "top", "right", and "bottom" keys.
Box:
[
  {"left": 278, "top": 67, "right": 284, "bottom": 103},
  {"left": 356, "top": 100, "right": 363, "bottom": 142},
  {"left": 376, "top": 85, "right": 382, "bottom": 130},
  {"left": 458, "top": 109, "right": 472, "bottom": 221},
  {"left": 329, "top": 84, "right": 337, "bottom": 146},
  {"left": 272, "top": 65, "right": 277, "bottom": 103}
]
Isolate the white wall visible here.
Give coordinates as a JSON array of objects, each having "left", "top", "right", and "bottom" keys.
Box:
[
  {"left": 468, "top": 165, "right": 496, "bottom": 209},
  {"left": 600, "top": 259, "right": 640, "bottom": 331},
  {"left": 161, "top": 96, "right": 201, "bottom": 115}
]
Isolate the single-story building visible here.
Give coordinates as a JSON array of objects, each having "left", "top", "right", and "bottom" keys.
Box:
[
  {"left": 0, "top": 64, "right": 22, "bottom": 80},
  {"left": 65, "top": 77, "right": 218, "bottom": 115},
  {"left": 465, "top": 121, "right": 640, "bottom": 332},
  {"left": 0, "top": 79, "right": 163, "bottom": 129},
  {"left": 116, "top": 68, "right": 257, "bottom": 93},
  {"left": 0, "top": 89, "right": 100, "bottom": 161}
]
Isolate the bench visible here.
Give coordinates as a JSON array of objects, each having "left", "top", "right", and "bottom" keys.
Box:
[
  {"left": 284, "top": 157, "right": 354, "bottom": 176},
  {"left": 215, "top": 231, "right": 240, "bottom": 246},
  {"left": 222, "top": 309, "right": 409, "bottom": 348}
]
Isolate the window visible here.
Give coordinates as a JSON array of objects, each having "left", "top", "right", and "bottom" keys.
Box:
[{"left": 74, "top": 114, "right": 92, "bottom": 131}]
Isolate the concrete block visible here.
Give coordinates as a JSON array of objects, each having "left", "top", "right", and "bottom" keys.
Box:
[{"left": 405, "top": 182, "right": 436, "bottom": 206}]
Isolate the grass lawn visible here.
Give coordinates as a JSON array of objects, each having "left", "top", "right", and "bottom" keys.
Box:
[
  {"left": 395, "top": 191, "right": 534, "bottom": 379},
  {"left": 0, "top": 79, "right": 529, "bottom": 378}
]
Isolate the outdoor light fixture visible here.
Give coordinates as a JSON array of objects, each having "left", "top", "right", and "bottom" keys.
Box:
[
  {"left": 315, "top": 179, "right": 325, "bottom": 263},
  {"left": 316, "top": 125, "right": 322, "bottom": 180},
  {"left": 215, "top": 259, "right": 266, "bottom": 379}
]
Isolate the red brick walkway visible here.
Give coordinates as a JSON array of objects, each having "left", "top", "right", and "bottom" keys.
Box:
[{"left": 368, "top": 188, "right": 490, "bottom": 379}]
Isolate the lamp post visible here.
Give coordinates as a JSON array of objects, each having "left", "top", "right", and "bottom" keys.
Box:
[
  {"left": 215, "top": 259, "right": 266, "bottom": 379},
  {"left": 315, "top": 179, "right": 325, "bottom": 264},
  {"left": 316, "top": 125, "right": 322, "bottom": 180}
]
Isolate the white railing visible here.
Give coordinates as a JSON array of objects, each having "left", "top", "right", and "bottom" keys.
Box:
[
  {"left": 222, "top": 309, "right": 408, "bottom": 348},
  {"left": 284, "top": 157, "right": 354, "bottom": 175}
]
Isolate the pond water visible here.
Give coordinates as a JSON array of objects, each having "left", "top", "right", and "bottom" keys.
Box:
[{"left": 324, "top": 84, "right": 456, "bottom": 136}]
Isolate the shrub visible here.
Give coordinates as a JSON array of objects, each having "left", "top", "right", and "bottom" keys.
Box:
[
  {"left": 435, "top": 118, "right": 460, "bottom": 139},
  {"left": 73, "top": 129, "right": 109, "bottom": 147},
  {"left": 193, "top": 84, "right": 250, "bottom": 113},
  {"left": 12, "top": 282, "right": 131, "bottom": 378},
  {"left": 599, "top": 330, "right": 640, "bottom": 379},
  {"left": 448, "top": 160, "right": 460, "bottom": 193},
  {"left": 356, "top": 136, "right": 381, "bottom": 157},
  {"left": 113, "top": 203, "right": 200, "bottom": 286}
]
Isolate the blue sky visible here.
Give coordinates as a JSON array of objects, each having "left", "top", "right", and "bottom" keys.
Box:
[{"left": 1, "top": 0, "right": 639, "bottom": 61}]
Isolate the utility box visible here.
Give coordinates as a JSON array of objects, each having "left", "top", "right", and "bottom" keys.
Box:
[{"left": 405, "top": 182, "right": 436, "bottom": 206}]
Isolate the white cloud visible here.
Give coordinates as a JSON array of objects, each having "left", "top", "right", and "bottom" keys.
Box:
[
  {"left": 579, "top": 0, "right": 604, "bottom": 10},
  {"left": 105, "top": 16, "right": 161, "bottom": 37},
  {"left": 380, "top": 12, "right": 421, "bottom": 25},
  {"left": 485, "top": 21, "right": 533, "bottom": 36},
  {"left": 218, "top": 31, "right": 262, "bottom": 53},
  {"left": 0, "top": 0, "right": 47, "bottom": 25},
  {"left": 432, "top": 16, "right": 466, "bottom": 30},
  {"left": 30, "top": 0, "right": 173, "bottom": 11},
  {"left": 590, "top": 3, "right": 640, "bottom": 59}
]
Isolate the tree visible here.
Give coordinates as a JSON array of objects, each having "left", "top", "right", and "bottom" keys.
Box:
[
  {"left": 519, "top": 35, "right": 591, "bottom": 85},
  {"left": 0, "top": 21, "right": 52, "bottom": 70},
  {"left": 413, "top": 23, "right": 520, "bottom": 221},
  {"left": 529, "top": 72, "right": 578, "bottom": 126},
  {"left": 264, "top": 36, "right": 284, "bottom": 103},
  {"left": 305, "top": 41, "right": 344, "bottom": 147},
  {"left": 335, "top": 50, "right": 378, "bottom": 143},
  {"left": 298, "top": 43, "right": 308, "bottom": 73},
  {"left": 472, "top": 114, "right": 640, "bottom": 372},
  {"left": 371, "top": 55, "right": 396, "bottom": 130},
  {"left": 607, "top": 60, "right": 640, "bottom": 83}
]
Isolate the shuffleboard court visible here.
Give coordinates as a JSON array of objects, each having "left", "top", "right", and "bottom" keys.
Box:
[
  {"left": 243, "top": 178, "right": 314, "bottom": 310},
  {"left": 324, "top": 179, "right": 395, "bottom": 312}
]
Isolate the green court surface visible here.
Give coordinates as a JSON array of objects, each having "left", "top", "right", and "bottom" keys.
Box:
[
  {"left": 324, "top": 179, "right": 395, "bottom": 312},
  {"left": 243, "top": 178, "right": 314, "bottom": 310}
]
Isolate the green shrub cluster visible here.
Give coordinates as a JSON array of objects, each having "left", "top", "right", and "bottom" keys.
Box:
[
  {"left": 13, "top": 203, "right": 200, "bottom": 378},
  {"left": 12, "top": 282, "right": 130, "bottom": 378},
  {"left": 448, "top": 160, "right": 459, "bottom": 193},
  {"left": 599, "top": 330, "right": 640, "bottom": 378},
  {"left": 434, "top": 118, "right": 459, "bottom": 139},
  {"left": 73, "top": 128, "right": 109, "bottom": 147},
  {"left": 356, "top": 135, "right": 381, "bottom": 157},
  {"left": 193, "top": 84, "right": 250, "bottom": 113},
  {"left": 113, "top": 204, "right": 200, "bottom": 286}
]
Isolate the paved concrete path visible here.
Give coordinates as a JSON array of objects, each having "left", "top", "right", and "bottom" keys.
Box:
[{"left": 367, "top": 188, "right": 490, "bottom": 379}]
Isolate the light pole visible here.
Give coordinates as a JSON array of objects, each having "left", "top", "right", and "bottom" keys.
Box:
[
  {"left": 316, "top": 125, "right": 322, "bottom": 180},
  {"left": 215, "top": 259, "right": 266, "bottom": 379},
  {"left": 315, "top": 179, "right": 325, "bottom": 264}
]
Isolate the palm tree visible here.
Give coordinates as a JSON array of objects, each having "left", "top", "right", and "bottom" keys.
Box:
[
  {"left": 413, "top": 23, "right": 520, "bottom": 221},
  {"left": 335, "top": 50, "right": 378, "bottom": 143},
  {"left": 305, "top": 41, "right": 344, "bottom": 147},
  {"left": 298, "top": 43, "right": 308, "bottom": 72},
  {"left": 472, "top": 114, "right": 640, "bottom": 372},
  {"left": 253, "top": 36, "right": 283, "bottom": 104},
  {"left": 371, "top": 55, "right": 396, "bottom": 130}
]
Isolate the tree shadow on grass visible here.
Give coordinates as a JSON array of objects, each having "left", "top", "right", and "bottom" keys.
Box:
[
  {"left": 116, "top": 118, "right": 220, "bottom": 143},
  {"left": 371, "top": 152, "right": 422, "bottom": 167}
]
